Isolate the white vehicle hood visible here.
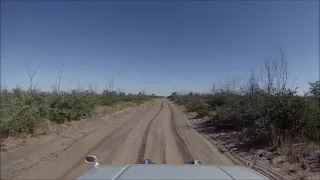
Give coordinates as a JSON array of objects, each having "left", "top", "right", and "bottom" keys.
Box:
[{"left": 77, "top": 164, "right": 269, "bottom": 180}]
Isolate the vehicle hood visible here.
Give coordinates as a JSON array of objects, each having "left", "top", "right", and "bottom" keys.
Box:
[{"left": 77, "top": 164, "right": 269, "bottom": 180}]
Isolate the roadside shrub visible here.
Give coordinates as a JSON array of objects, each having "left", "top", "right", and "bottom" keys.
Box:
[
  {"left": 0, "top": 87, "right": 156, "bottom": 137},
  {"left": 186, "top": 99, "right": 211, "bottom": 118},
  {"left": 213, "top": 100, "right": 243, "bottom": 130},
  {"left": 309, "top": 81, "right": 320, "bottom": 99},
  {"left": 100, "top": 90, "right": 119, "bottom": 106},
  {"left": 206, "top": 92, "right": 227, "bottom": 108},
  {"left": 0, "top": 88, "right": 45, "bottom": 136},
  {"left": 48, "top": 91, "right": 96, "bottom": 123},
  {"left": 302, "top": 97, "right": 320, "bottom": 141},
  {"left": 168, "top": 81, "right": 320, "bottom": 146}
]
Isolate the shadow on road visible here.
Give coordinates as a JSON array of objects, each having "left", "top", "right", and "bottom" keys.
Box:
[{"left": 190, "top": 115, "right": 268, "bottom": 152}]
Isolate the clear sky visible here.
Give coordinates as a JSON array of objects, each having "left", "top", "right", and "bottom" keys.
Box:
[{"left": 1, "top": 1, "right": 319, "bottom": 96}]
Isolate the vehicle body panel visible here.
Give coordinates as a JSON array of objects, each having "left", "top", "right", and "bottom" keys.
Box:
[{"left": 77, "top": 164, "right": 269, "bottom": 180}]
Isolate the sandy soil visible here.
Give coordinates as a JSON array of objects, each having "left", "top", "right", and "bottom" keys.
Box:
[{"left": 0, "top": 99, "right": 233, "bottom": 180}]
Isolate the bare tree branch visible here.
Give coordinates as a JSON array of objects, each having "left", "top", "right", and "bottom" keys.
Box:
[
  {"left": 26, "top": 62, "right": 40, "bottom": 91},
  {"left": 54, "top": 64, "right": 64, "bottom": 93},
  {"left": 260, "top": 48, "right": 289, "bottom": 94},
  {"left": 262, "top": 57, "right": 276, "bottom": 94},
  {"left": 279, "top": 48, "right": 289, "bottom": 91},
  {"left": 106, "top": 77, "right": 115, "bottom": 92}
]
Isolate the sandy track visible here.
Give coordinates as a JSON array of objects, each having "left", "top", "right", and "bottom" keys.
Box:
[{"left": 1, "top": 99, "right": 233, "bottom": 180}]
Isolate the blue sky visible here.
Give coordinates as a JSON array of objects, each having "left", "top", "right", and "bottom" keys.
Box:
[{"left": 1, "top": 1, "right": 319, "bottom": 96}]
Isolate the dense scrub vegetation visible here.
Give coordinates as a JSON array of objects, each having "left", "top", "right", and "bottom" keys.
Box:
[
  {"left": 0, "top": 87, "right": 156, "bottom": 137},
  {"left": 170, "top": 82, "right": 319, "bottom": 145},
  {"left": 169, "top": 52, "right": 319, "bottom": 147}
]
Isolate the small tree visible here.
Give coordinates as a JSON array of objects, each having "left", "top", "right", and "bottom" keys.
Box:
[{"left": 309, "top": 81, "right": 320, "bottom": 99}]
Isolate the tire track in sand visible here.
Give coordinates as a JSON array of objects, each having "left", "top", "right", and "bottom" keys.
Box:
[
  {"left": 60, "top": 101, "right": 158, "bottom": 179},
  {"left": 160, "top": 119, "right": 167, "bottom": 164},
  {"left": 166, "top": 100, "right": 193, "bottom": 163},
  {"left": 137, "top": 100, "right": 164, "bottom": 163},
  {"left": 142, "top": 100, "right": 193, "bottom": 164},
  {"left": 142, "top": 100, "right": 167, "bottom": 164}
]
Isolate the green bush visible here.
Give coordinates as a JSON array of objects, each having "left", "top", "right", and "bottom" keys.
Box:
[
  {"left": 168, "top": 80, "right": 320, "bottom": 146},
  {"left": 242, "top": 90, "right": 309, "bottom": 144},
  {"left": 0, "top": 87, "right": 156, "bottom": 137},
  {"left": 302, "top": 97, "right": 320, "bottom": 140},
  {"left": 0, "top": 88, "right": 45, "bottom": 136},
  {"left": 206, "top": 93, "right": 227, "bottom": 108},
  {"left": 186, "top": 99, "right": 211, "bottom": 118},
  {"left": 309, "top": 81, "right": 320, "bottom": 99},
  {"left": 47, "top": 91, "right": 96, "bottom": 123}
]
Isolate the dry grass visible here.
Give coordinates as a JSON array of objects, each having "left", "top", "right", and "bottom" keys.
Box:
[{"left": 92, "top": 105, "right": 115, "bottom": 115}]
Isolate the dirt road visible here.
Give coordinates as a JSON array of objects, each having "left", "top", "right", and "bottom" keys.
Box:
[{"left": 1, "top": 99, "right": 233, "bottom": 180}]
